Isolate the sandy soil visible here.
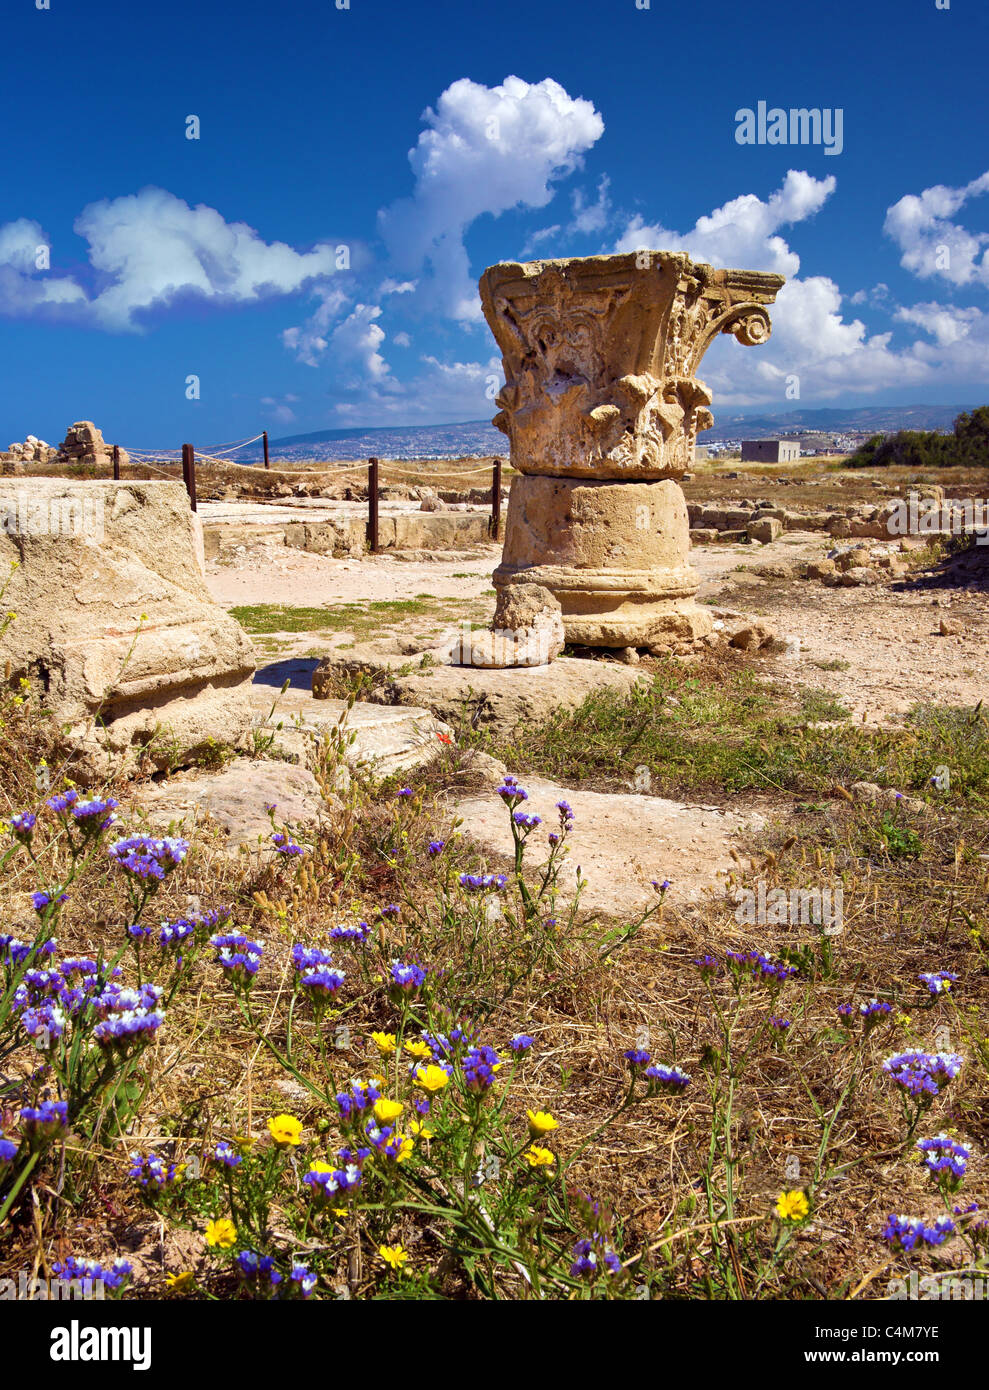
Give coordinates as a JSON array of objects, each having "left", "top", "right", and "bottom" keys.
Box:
[
  {"left": 695, "top": 534, "right": 989, "bottom": 723},
  {"left": 205, "top": 530, "right": 989, "bottom": 726},
  {"left": 201, "top": 529, "right": 988, "bottom": 911},
  {"left": 206, "top": 544, "right": 499, "bottom": 608}
]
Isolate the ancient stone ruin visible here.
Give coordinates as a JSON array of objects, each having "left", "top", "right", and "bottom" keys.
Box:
[
  {"left": 0, "top": 478, "right": 255, "bottom": 781},
  {"left": 55, "top": 420, "right": 129, "bottom": 470},
  {"left": 479, "top": 253, "right": 783, "bottom": 650},
  {"left": 2, "top": 420, "right": 130, "bottom": 475},
  {"left": 3, "top": 435, "right": 57, "bottom": 472}
]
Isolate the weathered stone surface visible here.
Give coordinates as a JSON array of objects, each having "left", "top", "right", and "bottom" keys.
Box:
[
  {"left": 54, "top": 420, "right": 129, "bottom": 471},
  {"left": 839, "top": 566, "right": 880, "bottom": 587},
  {"left": 450, "top": 774, "right": 768, "bottom": 914},
  {"left": 728, "top": 620, "right": 777, "bottom": 652},
  {"left": 448, "top": 582, "right": 565, "bottom": 669},
  {"left": 311, "top": 642, "right": 649, "bottom": 732},
  {"left": 479, "top": 252, "right": 782, "bottom": 647},
  {"left": 480, "top": 254, "right": 782, "bottom": 482},
  {"left": 747, "top": 516, "right": 782, "bottom": 543},
  {"left": 6, "top": 435, "right": 57, "bottom": 464},
  {"left": 0, "top": 479, "right": 256, "bottom": 780},
  {"left": 249, "top": 680, "right": 453, "bottom": 777},
  {"left": 130, "top": 757, "right": 330, "bottom": 853},
  {"left": 493, "top": 474, "right": 712, "bottom": 649}
]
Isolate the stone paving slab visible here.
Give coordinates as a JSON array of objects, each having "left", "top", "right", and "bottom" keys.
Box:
[{"left": 448, "top": 775, "right": 768, "bottom": 915}]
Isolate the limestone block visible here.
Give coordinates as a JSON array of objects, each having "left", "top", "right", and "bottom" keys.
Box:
[
  {"left": 747, "top": 517, "right": 782, "bottom": 543},
  {"left": 0, "top": 479, "right": 256, "bottom": 780}
]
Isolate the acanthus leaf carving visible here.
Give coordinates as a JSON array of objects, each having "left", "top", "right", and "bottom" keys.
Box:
[{"left": 480, "top": 253, "right": 782, "bottom": 480}]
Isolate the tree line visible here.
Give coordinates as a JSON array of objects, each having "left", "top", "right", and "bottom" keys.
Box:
[{"left": 849, "top": 407, "right": 989, "bottom": 467}]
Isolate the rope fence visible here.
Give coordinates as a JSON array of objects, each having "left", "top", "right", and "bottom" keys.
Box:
[{"left": 101, "top": 433, "right": 508, "bottom": 544}]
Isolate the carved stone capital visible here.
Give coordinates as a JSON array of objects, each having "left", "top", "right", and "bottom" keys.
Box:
[
  {"left": 480, "top": 251, "right": 784, "bottom": 650},
  {"left": 480, "top": 252, "right": 783, "bottom": 481}
]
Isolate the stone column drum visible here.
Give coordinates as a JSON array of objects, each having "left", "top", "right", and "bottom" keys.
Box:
[{"left": 479, "top": 253, "right": 784, "bottom": 649}]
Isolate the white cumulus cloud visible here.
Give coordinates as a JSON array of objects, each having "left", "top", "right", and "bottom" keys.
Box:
[
  {"left": 0, "top": 189, "right": 344, "bottom": 331},
  {"left": 613, "top": 170, "right": 989, "bottom": 405},
  {"left": 378, "top": 75, "right": 604, "bottom": 321},
  {"left": 884, "top": 172, "right": 989, "bottom": 288},
  {"left": 616, "top": 169, "right": 834, "bottom": 277},
  {"left": 0, "top": 217, "right": 88, "bottom": 316}
]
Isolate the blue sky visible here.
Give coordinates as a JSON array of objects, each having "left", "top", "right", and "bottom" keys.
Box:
[{"left": 1, "top": 0, "right": 987, "bottom": 449}]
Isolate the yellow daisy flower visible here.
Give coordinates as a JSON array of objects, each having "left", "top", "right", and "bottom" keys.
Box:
[
  {"left": 413, "top": 1064, "right": 450, "bottom": 1093},
  {"left": 775, "top": 1189, "right": 810, "bottom": 1222},
  {"left": 370, "top": 1031, "right": 398, "bottom": 1055},
  {"left": 165, "top": 1271, "right": 196, "bottom": 1292},
  {"left": 527, "top": 1109, "right": 559, "bottom": 1137},
  {"left": 405, "top": 1039, "right": 433, "bottom": 1060},
  {"left": 379, "top": 1243, "right": 409, "bottom": 1271},
  {"left": 524, "top": 1145, "right": 556, "bottom": 1169},
  {"left": 267, "top": 1114, "right": 303, "bottom": 1146},
  {"left": 204, "top": 1218, "right": 237, "bottom": 1249},
  {"left": 374, "top": 1097, "right": 404, "bottom": 1124}
]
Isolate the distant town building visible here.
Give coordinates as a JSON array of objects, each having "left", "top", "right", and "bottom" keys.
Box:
[{"left": 741, "top": 439, "right": 801, "bottom": 463}]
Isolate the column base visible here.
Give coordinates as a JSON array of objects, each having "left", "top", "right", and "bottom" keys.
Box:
[
  {"left": 493, "top": 564, "right": 712, "bottom": 649},
  {"left": 494, "top": 473, "right": 712, "bottom": 650}
]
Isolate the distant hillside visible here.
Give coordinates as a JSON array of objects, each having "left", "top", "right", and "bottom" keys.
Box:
[
  {"left": 269, "top": 420, "right": 495, "bottom": 448},
  {"left": 701, "top": 404, "right": 977, "bottom": 441},
  {"left": 249, "top": 405, "right": 982, "bottom": 464}
]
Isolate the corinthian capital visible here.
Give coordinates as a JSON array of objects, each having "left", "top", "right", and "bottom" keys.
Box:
[{"left": 480, "top": 252, "right": 783, "bottom": 480}]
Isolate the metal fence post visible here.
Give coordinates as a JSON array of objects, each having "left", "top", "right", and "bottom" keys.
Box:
[{"left": 491, "top": 456, "right": 503, "bottom": 539}]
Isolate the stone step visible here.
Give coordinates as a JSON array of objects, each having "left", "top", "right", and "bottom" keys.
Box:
[{"left": 248, "top": 669, "right": 453, "bottom": 776}]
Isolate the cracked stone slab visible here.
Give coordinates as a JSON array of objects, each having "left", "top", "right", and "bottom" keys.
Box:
[
  {"left": 248, "top": 681, "right": 453, "bottom": 777},
  {"left": 447, "top": 775, "right": 768, "bottom": 916}
]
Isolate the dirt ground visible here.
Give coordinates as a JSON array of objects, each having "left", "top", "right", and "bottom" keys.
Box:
[{"left": 206, "top": 528, "right": 989, "bottom": 728}]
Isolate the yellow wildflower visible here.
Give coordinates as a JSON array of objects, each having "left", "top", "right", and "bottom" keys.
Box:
[
  {"left": 527, "top": 1109, "right": 559, "bottom": 1137},
  {"left": 267, "top": 1114, "right": 303, "bottom": 1146},
  {"left": 165, "top": 1271, "right": 196, "bottom": 1292},
  {"left": 204, "top": 1218, "right": 237, "bottom": 1249},
  {"left": 413, "top": 1064, "right": 450, "bottom": 1093},
  {"left": 379, "top": 1244, "right": 409, "bottom": 1271},
  {"left": 405, "top": 1039, "right": 433, "bottom": 1060},
  {"left": 524, "top": 1146, "right": 556, "bottom": 1169},
  {"left": 370, "top": 1031, "right": 398, "bottom": 1055},
  {"left": 374, "top": 1097, "right": 404, "bottom": 1124},
  {"left": 775, "top": 1190, "right": 810, "bottom": 1222}
]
